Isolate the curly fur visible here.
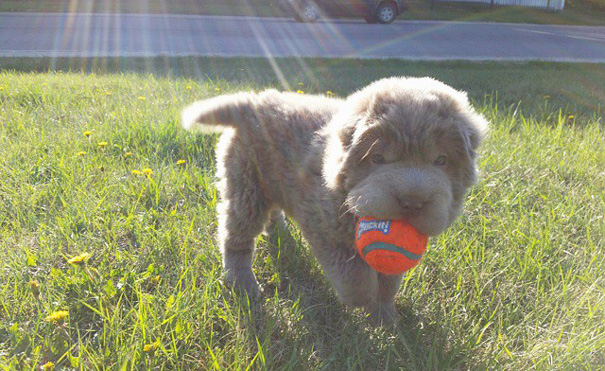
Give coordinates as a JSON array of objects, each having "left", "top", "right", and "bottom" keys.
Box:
[{"left": 182, "top": 77, "right": 488, "bottom": 323}]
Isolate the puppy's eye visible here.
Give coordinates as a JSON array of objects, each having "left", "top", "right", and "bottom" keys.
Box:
[
  {"left": 371, "top": 154, "right": 386, "bottom": 164},
  {"left": 434, "top": 155, "right": 447, "bottom": 166}
]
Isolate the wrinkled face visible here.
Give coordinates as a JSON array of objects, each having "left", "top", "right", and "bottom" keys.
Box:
[{"left": 323, "top": 77, "right": 487, "bottom": 236}]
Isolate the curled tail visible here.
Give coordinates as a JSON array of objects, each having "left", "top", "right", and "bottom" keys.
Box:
[{"left": 181, "top": 92, "right": 265, "bottom": 133}]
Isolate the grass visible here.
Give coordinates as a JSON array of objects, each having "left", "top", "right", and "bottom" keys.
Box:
[
  {"left": 0, "top": 59, "right": 604, "bottom": 369},
  {"left": 1, "top": 0, "right": 604, "bottom": 26},
  {"left": 1, "top": 57, "right": 604, "bottom": 117},
  {"left": 0, "top": 0, "right": 286, "bottom": 17},
  {"left": 405, "top": 0, "right": 605, "bottom": 26},
  {"left": 400, "top": 0, "right": 605, "bottom": 26}
]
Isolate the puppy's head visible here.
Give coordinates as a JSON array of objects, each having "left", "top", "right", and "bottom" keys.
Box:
[{"left": 322, "top": 77, "right": 487, "bottom": 236}]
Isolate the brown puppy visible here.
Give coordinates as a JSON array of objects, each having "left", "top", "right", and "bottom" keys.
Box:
[{"left": 182, "top": 77, "right": 487, "bottom": 323}]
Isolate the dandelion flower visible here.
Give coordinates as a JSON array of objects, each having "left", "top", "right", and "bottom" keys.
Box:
[
  {"left": 68, "top": 252, "right": 91, "bottom": 266},
  {"left": 143, "top": 340, "right": 160, "bottom": 353},
  {"left": 186, "top": 85, "right": 192, "bottom": 90},
  {"left": 41, "top": 361, "right": 55, "bottom": 370},
  {"left": 124, "top": 152, "right": 133, "bottom": 158},
  {"left": 142, "top": 168, "right": 153, "bottom": 176},
  {"left": 98, "top": 142, "right": 108, "bottom": 147},
  {"left": 132, "top": 170, "right": 143, "bottom": 175},
  {"left": 45, "top": 310, "right": 68, "bottom": 324},
  {"left": 138, "top": 96, "right": 146, "bottom": 101},
  {"left": 76, "top": 151, "right": 87, "bottom": 156},
  {"left": 83, "top": 131, "right": 92, "bottom": 137},
  {"left": 30, "top": 280, "right": 41, "bottom": 298},
  {"left": 568, "top": 115, "right": 574, "bottom": 119},
  {"left": 297, "top": 90, "right": 304, "bottom": 94},
  {"left": 176, "top": 159, "right": 186, "bottom": 165}
]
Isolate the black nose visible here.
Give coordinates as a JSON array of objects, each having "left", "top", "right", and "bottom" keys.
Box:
[{"left": 398, "top": 197, "right": 426, "bottom": 217}]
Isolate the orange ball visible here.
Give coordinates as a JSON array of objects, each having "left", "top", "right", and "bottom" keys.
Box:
[{"left": 356, "top": 216, "right": 429, "bottom": 275}]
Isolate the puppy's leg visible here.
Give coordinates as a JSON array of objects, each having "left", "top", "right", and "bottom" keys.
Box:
[
  {"left": 315, "top": 248, "right": 378, "bottom": 309},
  {"left": 316, "top": 247, "right": 403, "bottom": 325},
  {"left": 217, "top": 137, "right": 270, "bottom": 296},
  {"left": 219, "top": 203, "right": 266, "bottom": 296},
  {"left": 372, "top": 273, "right": 404, "bottom": 324}
]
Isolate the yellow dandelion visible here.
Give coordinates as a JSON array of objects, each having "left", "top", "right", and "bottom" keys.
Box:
[
  {"left": 142, "top": 168, "right": 153, "bottom": 176},
  {"left": 138, "top": 96, "right": 146, "bottom": 101},
  {"left": 30, "top": 280, "right": 41, "bottom": 298},
  {"left": 98, "top": 142, "right": 108, "bottom": 147},
  {"left": 143, "top": 340, "right": 160, "bottom": 353},
  {"left": 42, "top": 83, "right": 48, "bottom": 86},
  {"left": 186, "top": 85, "right": 192, "bottom": 90},
  {"left": 124, "top": 151, "right": 133, "bottom": 157},
  {"left": 76, "top": 151, "right": 87, "bottom": 156},
  {"left": 45, "top": 310, "right": 68, "bottom": 324},
  {"left": 68, "top": 252, "right": 91, "bottom": 266},
  {"left": 297, "top": 90, "right": 304, "bottom": 94},
  {"left": 176, "top": 159, "right": 186, "bottom": 165},
  {"left": 83, "top": 131, "right": 92, "bottom": 137},
  {"left": 41, "top": 361, "right": 55, "bottom": 370},
  {"left": 567, "top": 115, "right": 574, "bottom": 119},
  {"left": 131, "top": 170, "right": 143, "bottom": 175}
]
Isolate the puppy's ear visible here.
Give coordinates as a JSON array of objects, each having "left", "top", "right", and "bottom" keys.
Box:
[
  {"left": 323, "top": 119, "right": 353, "bottom": 191},
  {"left": 459, "top": 109, "right": 489, "bottom": 186},
  {"left": 437, "top": 87, "right": 488, "bottom": 161},
  {"left": 322, "top": 87, "right": 396, "bottom": 191},
  {"left": 461, "top": 109, "right": 489, "bottom": 159},
  {"left": 322, "top": 98, "right": 379, "bottom": 191},
  {"left": 365, "top": 94, "right": 393, "bottom": 121}
]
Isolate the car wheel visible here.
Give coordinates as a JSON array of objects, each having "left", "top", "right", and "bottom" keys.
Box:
[
  {"left": 376, "top": 2, "right": 397, "bottom": 24},
  {"left": 297, "top": 1, "right": 320, "bottom": 23}
]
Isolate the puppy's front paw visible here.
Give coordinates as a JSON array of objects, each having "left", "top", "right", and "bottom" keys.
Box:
[
  {"left": 223, "top": 249, "right": 260, "bottom": 296},
  {"left": 224, "top": 268, "right": 261, "bottom": 297},
  {"left": 368, "top": 302, "right": 398, "bottom": 327}
]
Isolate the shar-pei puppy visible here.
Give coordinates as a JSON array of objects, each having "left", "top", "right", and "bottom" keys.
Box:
[{"left": 182, "top": 77, "right": 487, "bottom": 324}]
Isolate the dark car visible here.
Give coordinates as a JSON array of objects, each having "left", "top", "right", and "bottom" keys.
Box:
[{"left": 281, "top": 0, "right": 407, "bottom": 24}]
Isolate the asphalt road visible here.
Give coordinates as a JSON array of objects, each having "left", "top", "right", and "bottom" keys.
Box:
[{"left": 1, "top": 12, "right": 604, "bottom": 61}]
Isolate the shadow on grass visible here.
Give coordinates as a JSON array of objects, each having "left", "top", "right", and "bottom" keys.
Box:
[
  {"left": 224, "top": 221, "right": 472, "bottom": 369},
  {"left": 2, "top": 56, "right": 603, "bottom": 119}
]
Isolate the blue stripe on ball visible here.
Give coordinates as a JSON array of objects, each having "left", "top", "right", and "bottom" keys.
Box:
[{"left": 362, "top": 242, "right": 422, "bottom": 260}]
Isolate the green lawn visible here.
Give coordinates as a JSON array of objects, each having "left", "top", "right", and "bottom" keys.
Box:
[
  {"left": 1, "top": 57, "right": 604, "bottom": 117},
  {"left": 405, "top": 0, "right": 605, "bottom": 26},
  {"left": 2, "top": 0, "right": 286, "bottom": 17},
  {"left": 0, "top": 59, "right": 604, "bottom": 369},
  {"left": 1, "top": 0, "right": 604, "bottom": 26}
]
